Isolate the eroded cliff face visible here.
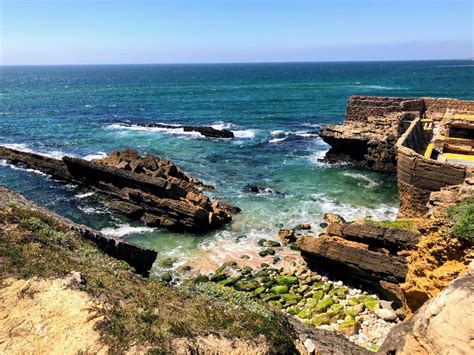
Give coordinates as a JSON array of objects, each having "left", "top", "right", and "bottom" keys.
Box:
[
  {"left": 319, "top": 96, "right": 425, "bottom": 172},
  {"left": 401, "top": 181, "right": 474, "bottom": 312}
]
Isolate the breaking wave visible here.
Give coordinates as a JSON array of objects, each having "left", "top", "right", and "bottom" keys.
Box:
[{"left": 100, "top": 224, "right": 155, "bottom": 237}]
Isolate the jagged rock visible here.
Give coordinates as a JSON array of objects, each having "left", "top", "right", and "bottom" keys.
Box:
[
  {"left": 378, "top": 264, "right": 473, "bottom": 354},
  {"left": 278, "top": 228, "right": 296, "bottom": 244},
  {"left": 0, "top": 147, "right": 237, "bottom": 233},
  {"left": 121, "top": 122, "right": 234, "bottom": 139}
]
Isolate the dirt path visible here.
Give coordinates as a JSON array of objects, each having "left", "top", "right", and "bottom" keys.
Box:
[{"left": 0, "top": 277, "right": 107, "bottom": 354}]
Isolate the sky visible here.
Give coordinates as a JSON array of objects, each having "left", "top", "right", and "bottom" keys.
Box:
[{"left": 1, "top": 0, "right": 473, "bottom": 65}]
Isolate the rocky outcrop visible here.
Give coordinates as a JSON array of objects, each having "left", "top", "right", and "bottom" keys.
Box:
[
  {"left": 319, "top": 96, "right": 425, "bottom": 172},
  {"left": 400, "top": 182, "right": 473, "bottom": 312},
  {"left": 298, "top": 235, "right": 408, "bottom": 285},
  {"left": 378, "top": 263, "right": 473, "bottom": 354},
  {"left": 121, "top": 122, "right": 234, "bottom": 139},
  {"left": 0, "top": 146, "right": 236, "bottom": 233},
  {"left": 297, "top": 220, "right": 422, "bottom": 310},
  {"left": 0, "top": 186, "right": 157, "bottom": 276}
]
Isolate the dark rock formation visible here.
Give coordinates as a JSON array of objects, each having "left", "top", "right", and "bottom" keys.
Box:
[
  {"left": 122, "top": 122, "right": 234, "bottom": 139},
  {"left": 0, "top": 186, "right": 157, "bottom": 276},
  {"left": 378, "top": 263, "right": 473, "bottom": 354},
  {"left": 0, "top": 146, "right": 237, "bottom": 233}
]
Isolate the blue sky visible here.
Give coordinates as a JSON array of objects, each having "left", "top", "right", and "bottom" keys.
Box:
[{"left": 1, "top": 0, "right": 472, "bottom": 64}]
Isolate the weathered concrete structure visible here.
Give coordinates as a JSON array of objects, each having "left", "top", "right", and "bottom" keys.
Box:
[{"left": 319, "top": 96, "right": 474, "bottom": 216}]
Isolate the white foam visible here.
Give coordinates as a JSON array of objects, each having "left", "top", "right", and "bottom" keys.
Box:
[
  {"left": 342, "top": 172, "right": 380, "bottom": 189},
  {"left": 1, "top": 143, "right": 66, "bottom": 159},
  {"left": 75, "top": 191, "right": 95, "bottom": 199},
  {"left": 233, "top": 129, "right": 255, "bottom": 139},
  {"left": 78, "top": 206, "right": 107, "bottom": 215},
  {"left": 0, "top": 159, "right": 48, "bottom": 176},
  {"left": 84, "top": 152, "right": 107, "bottom": 161},
  {"left": 100, "top": 224, "right": 155, "bottom": 237},
  {"left": 105, "top": 123, "right": 203, "bottom": 138},
  {"left": 210, "top": 121, "right": 235, "bottom": 130},
  {"left": 269, "top": 137, "right": 287, "bottom": 143},
  {"left": 309, "top": 150, "right": 329, "bottom": 166},
  {"left": 311, "top": 193, "right": 398, "bottom": 221}
]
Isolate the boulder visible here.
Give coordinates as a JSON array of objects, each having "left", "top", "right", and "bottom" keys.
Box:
[{"left": 378, "top": 264, "right": 473, "bottom": 354}]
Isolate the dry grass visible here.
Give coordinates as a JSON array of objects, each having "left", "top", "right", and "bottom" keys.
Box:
[{"left": 0, "top": 206, "right": 296, "bottom": 353}]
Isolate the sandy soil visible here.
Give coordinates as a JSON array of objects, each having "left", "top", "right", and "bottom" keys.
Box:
[{"left": 0, "top": 277, "right": 107, "bottom": 354}]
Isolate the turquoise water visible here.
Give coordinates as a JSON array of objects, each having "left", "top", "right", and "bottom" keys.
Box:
[{"left": 1, "top": 61, "right": 473, "bottom": 274}]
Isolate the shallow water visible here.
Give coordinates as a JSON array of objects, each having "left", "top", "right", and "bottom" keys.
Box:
[{"left": 1, "top": 61, "right": 473, "bottom": 275}]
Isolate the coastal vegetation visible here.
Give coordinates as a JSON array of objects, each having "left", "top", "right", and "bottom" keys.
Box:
[
  {"left": 0, "top": 205, "right": 295, "bottom": 353},
  {"left": 447, "top": 197, "right": 474, "bottom": 240}
]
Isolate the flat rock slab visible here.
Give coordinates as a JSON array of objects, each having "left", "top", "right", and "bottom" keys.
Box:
[{"left": 298, "top": 235, "right": 408, "bottom": 284}]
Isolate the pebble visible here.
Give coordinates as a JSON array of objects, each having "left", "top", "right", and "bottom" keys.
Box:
[
  {"left": 375, "top": 308, "right": 397, "bottom": 321},
  {"left": 303, "top": 339, "right": 316, "bottom": 354}
]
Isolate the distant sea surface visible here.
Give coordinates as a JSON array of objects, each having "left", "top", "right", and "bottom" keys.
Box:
[{"left": 1, "top": 61, "right": 473, "bottom": 274}]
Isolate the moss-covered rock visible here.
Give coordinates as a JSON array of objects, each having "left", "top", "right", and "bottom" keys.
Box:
[
  {"left": 274, "top": 275, "right": 298, "bottom": 286},
  {"left": 312, "top": 313, "right": 330, "bottom": 326},
  {"left": 210, "top": 271, "right": 228, "bottom": 282},
  {"left": 217, "top": 278, "right": 238, "bottom": 287},
  {"left": 338, "top": 316, "right": 359, "bottom": 336},
  {"left": 272, "top": 256, "right": 280, "bottom": 264},
  {"left": 280, "top": 293, "right": 302, "bottom": 306},
  {"left": 257, "top": 238, "right": 267, "bottom": 246},
  {"left": 265, "top": 240, "right": 281, "bottom": 248},
  {"left": 347, "top": 297, "right": 361, "bottom": 306},
  {"left": 259, "top": 250, "right": 268, "bottom": 257},
  {"left": 234, "top": 279, "right": 260, "bottom": 292},
  {"left": 316, "top": 297, "right": 335, "bottom": 312},
  {"left": 160, "top": 272, "right": 172, "bottom": 283},
  {"left": 361, "top": 297, "right": 379, "bottom": 312},
  {"left": 271, "top": 285, "right": 289, "bottom": 295},
  {"left": 253, "top": 286, "right": 266, "bottom": 296},
  {"left": 329, "top": 287, "right": 347, "bottom": 299},
  {"left": 194, "top": 274, "right": 210, "bottom": 283},
  {"left": 287, "top": 306, "right": 301, "bottom": 315},
  {"left": 297, "top": 309, "right": 313, "bottom": 319},
  {"left": 265, "top": 248, "right": 276, "bottom": 255}
]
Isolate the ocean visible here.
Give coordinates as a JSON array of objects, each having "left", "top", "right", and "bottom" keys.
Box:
[{"left": 1, "top": 60, "right": 473, "bottom": 275}]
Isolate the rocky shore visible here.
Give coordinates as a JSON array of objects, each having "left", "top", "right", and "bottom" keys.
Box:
[
  {"left": 118, "top": 122, "right": 235, "bottom": 139},
  {"left": 0, "top": 146, "right": 238, "bottom": 233}
]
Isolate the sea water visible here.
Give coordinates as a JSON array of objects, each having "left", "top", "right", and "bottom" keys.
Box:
[{"left": 1, "top": 61, "right": 473, "bottom": 275}]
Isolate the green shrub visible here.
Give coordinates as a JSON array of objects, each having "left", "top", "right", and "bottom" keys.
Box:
[{"left": 447, "top": 198, "right": 474, "bottom": 240}]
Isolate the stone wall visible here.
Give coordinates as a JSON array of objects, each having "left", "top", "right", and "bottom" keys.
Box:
[
  {"left": 396, "top": 118, "right": 469, "bottom": 217},
  {"left": 424, "top": 97, "right": 474, "bottom": 121},
  {"left": 345, "top": 96, "right": 425, "bottom": 122}
]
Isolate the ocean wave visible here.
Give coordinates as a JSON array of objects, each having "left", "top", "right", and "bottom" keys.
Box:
[
  {"left": 435, "top": 64, "right": 474, "bottom": 68},
  {"left": 269, "top": 137, "right": 287, "bottom": 143},
  {"left": 84, "top": 152, "right": 107, "bottom": 161},
  {"left": 356, "top": 85, "right": 404, "bottom": 90},
  {"left": 75, "top": 191, "right": 95, "bottom": 199},
  {"left": 100, "top": 223, "right": 155, "bottom": 237},
  {"left": 233, "top": 129, "right": 255, "bottom": 139},
  {"left": 106, "top": 123, "right": 207, "bottom": 138},
  {"left": 210, "top": 121, "right": 236, "bottom": 130},
  {"left": 0, "top": 159, "right": 48, "bottom": 176},
  {"left": 269, "top": 130, "right": 318, "bottom": 143},
  {"left": 1, "top": 143, "right": 66, "bottom": 159},
  {"left": 308, "top": 150, "right": 329, "bottom": 166},
  {"left": 310, "top": 193, "right": 398, "bottom": 221},
  {"left": 341, "top": 172, "right": 380, "bottom": 189}
]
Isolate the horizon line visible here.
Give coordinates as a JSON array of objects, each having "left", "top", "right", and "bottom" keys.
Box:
[{"left": 1, "top": 58, "right": 472, "bottom": 67}]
